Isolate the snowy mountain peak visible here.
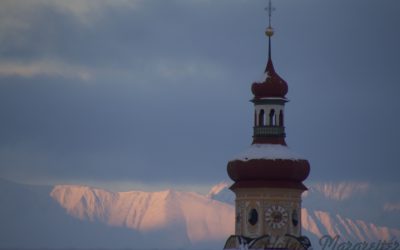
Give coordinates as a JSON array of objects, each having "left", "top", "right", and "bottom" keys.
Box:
[
  {"left": 302, "top": 208, "right": 400, "bottom": 243},
  {"left": 308, "top": 182, "right": 370, "bottom": 201},
  {"left": 1, "top": 179, "right": 399, "bottom": 249},
  {"left": 206, "top": 181, "right": 234, "bottom": 205},
  {"left": 207, "top": 182, "right": 229, "bottom": 198},
  {"left": 51, "top": 185, "right": 234, "bottom": 244}
]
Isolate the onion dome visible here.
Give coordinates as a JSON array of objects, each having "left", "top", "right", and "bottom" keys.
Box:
[
  {"left": 251, "top": 29, "right": 288, "bottom": 99},
  {"left": 227, "top": 144, "right": 310, "bottom": 190},
  {"left": 251, "top": 58, "right": 288, "bottom": 98}
]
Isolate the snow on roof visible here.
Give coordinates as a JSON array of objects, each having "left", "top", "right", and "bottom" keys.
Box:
[
  {"left": 258, "top": 96, "right": 288, "bottom": 101},
  {"left": 233, "top": 144, "right": 305, "bottom": 161}
]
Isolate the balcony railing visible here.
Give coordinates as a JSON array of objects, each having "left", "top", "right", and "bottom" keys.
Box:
[{"left": 254, "top": 126, "right": 285, "bottom": 136}]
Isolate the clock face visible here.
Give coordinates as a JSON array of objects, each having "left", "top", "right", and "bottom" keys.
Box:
[{"left": 265, "top": 205, "right": 288, "bottom": 229}]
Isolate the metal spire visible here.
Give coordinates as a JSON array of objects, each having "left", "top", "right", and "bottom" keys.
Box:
[{"left": 264, "top": 0, "right": 275, "bottom": 68}]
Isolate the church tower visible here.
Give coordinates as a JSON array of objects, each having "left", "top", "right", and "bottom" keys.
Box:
[{"left": 224, "top": 1, "right": 311, "bottom": 249}]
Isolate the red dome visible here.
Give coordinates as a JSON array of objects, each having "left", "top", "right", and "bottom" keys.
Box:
[
  {"left": 227, "top": 159, "right": 310, "bottom": 182},
  {"left": 251, "top": 58, "right": 288, "bottom": 98},
  {"left": 227, "top": 159, "right": 310, "bottom": 190}
]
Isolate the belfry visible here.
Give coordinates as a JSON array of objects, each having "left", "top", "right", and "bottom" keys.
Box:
[{"left": 223, "top": 1, "right": 311, "bottom": 249}]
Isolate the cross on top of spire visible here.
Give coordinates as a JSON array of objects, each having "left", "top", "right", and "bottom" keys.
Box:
[
  {"left": 264, "top": 0, "right": 275, "bottom": 37},
  {"left": 265, "top": 0, "right": 276, "bottom": 28}
]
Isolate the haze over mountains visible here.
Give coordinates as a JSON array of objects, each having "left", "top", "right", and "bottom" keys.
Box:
[{"left": 1, "top": 179, "right": 399, "bottom": 249}]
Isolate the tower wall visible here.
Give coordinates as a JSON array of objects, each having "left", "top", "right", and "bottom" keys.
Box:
[{"left": 234, "top": 188, "right": 303, "bottom": 238}]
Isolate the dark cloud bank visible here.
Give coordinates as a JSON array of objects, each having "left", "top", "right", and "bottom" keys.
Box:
[{"left": 0, "top": 0, "right": 399, "bottom": 187}]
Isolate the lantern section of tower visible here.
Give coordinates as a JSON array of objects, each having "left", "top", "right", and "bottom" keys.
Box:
[{"left": 223, "top": 1, "right": 312, "bottom": 249}]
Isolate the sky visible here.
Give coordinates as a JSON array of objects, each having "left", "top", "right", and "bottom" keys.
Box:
[{"left": 0, "top": 0, "right": 399, "bottom": 192}]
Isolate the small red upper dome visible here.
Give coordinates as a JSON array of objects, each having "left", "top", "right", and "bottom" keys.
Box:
[{"left": 251, "top": 58, "right": 288, "bottom": 98}]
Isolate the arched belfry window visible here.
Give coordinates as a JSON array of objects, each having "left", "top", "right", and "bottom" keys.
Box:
[
  {"left": 254, "top": 110, "right": 257, "bottom": 126},
  {"left": 258, "top": 109, "right": 265, "bottom": 126},
  {"left": 279, "top": 110, "right": 284, "bottom": 127},
  {"left": 269, "top": 109, "right": 276, "bottom": 126}
]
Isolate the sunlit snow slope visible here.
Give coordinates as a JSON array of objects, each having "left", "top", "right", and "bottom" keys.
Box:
[
  {"left": 51, "top": 182, "right": 400, "bottom": 247},
  {"left": 51, "top": 185, "right": 234, "bottom": 244}
]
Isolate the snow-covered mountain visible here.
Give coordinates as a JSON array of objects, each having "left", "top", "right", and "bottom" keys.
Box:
[
  {"left": 51, "top": 185, "right": 234, "bottom": 246},
  {"left": 0, "top": 179, "right": 143, "bottom": 249},
  {"left": 206, "top": 181, "right": 235, "bottom": 204},
  {"left": 51, "top": 181, "right": 400, "bottom": 248},
  {"left": 1, "top": 178, "right": 399, "bottom": 249},
  {"left": 302, "top": 209, "right": 400, "bottom": 243}
]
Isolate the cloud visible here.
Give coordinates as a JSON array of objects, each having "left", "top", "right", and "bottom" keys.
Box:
[
  {"left": 0, "top": 1, "right": 141, "bottom": 55},
  {"left": 0, "top": 56, "right": 228, "bottom": 87},
  {"left": 0, "top": 0, "right": 230, "bottom": 85},
  {"left": 43, "top": 0, "right": 140, "bottom": 25},
  {"left": 0, "top": 60, "right": 93, "bottom": 81},
  {"left": 0, "top": 0, "right": 400, "bottom": 187},
  {"left": 0, "top": 0, "right": 140, "bottom": 26},
  {"left": 384, "top": 203, "right": 400, "bottom": 212}
]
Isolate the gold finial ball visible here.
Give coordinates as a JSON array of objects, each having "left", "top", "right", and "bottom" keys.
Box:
[{"left": 265, "top": 26, "right": 274, "bottom": 37}]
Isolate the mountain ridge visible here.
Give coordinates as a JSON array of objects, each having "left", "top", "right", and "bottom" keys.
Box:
[
  {"left": 51, "top": 184, "right": 234, "bottom": 245},
  {"left": 51, "top": 182, "right": 400, "bottom": 247},
  {"left": 0, "top": 178, "right": 399, "bottom": 249}
]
